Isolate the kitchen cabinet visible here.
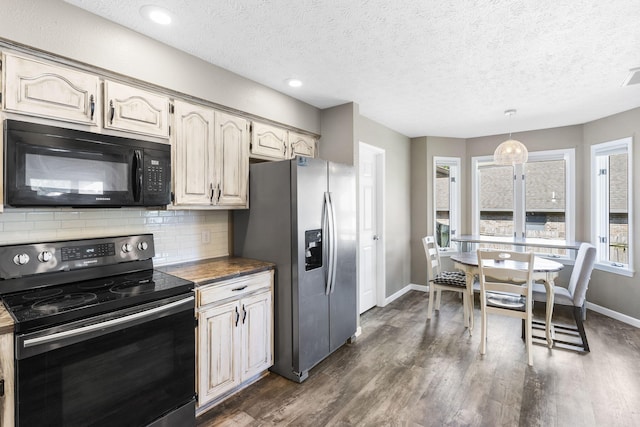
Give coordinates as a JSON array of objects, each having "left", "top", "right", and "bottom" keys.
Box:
[
  {"left": 2, "top": 53, "right": 99, "bottom": 125},
  {"left": 172, "top": 100, "right": 249, "bottom": 208},
  {"left": 250, "top": 121, "right": 289, "bottom": 160},
  {"left": 288, "top": 131, "right": 316, "bottom": 158},
  {"left": 103, "top": 80, "right": 170, "bottom": 138},
  {"left": 196, "top": 271, "right": 273, "bottom": 409},
  {"left": 0, "top": 331, "right": 14, "bottom": 427}
]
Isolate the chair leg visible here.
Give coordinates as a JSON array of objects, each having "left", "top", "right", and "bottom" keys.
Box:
[
  {"left": 462, "top": 291, "right": 469, "bottom": 328},
  {"left": 573, "top": 305, "right": 590, "bottom": 352},
  {"left": 427, "top": 283, "right": 435, "bottom": 319},
  {"left": 526, "top": 310, "right": 533, "bottom": 367},
  {"left": 480, "top": 297, "right": 487, "bottom": 355}
]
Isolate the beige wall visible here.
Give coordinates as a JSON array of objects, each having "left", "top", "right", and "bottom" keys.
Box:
[
  {"left": 358, "top": 115, "right": 411, "bottom": 298},
  {"left": 319, "top": 103, "right": 358, "bottom": 165}
]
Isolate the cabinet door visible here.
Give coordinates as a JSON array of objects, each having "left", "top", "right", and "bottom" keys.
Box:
[
  {"left": 0, "top": 332, "right": 14, "bottom": 427},
  {"left": 103, "top": 80, "right": 170, "bottom": 138},
  {"left": 240, "top": 291, "right": 273, "bottom": 380},
  {"left": 173, "top": 100, "right": 215, "bottom": 205},
  {"left": 198, "top": 301, "right": 241, "bottom": 407},
  {"left": 214, "top": 111, "right": 249, "bottom": 207},
  {"left": 289, "top": 131, "right": 316, "bottom": 158},
  {"left": 3, "top": 53, "right": 99, "bottom": 125},
  {"left": 250, "top": 122, "right": 288, "bottom": 160}
]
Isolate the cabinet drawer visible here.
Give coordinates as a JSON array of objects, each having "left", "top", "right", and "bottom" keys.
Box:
[{"left": 198, "top": 271, "right": 271, "bottom": 307}]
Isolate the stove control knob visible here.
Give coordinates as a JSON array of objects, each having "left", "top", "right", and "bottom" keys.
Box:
[
  {"left": 137, "top": 241, "right": 149, "bottom": 251},
  {"left": 38, "top": 251, "right": 53, "bottom": 263},
  {"left": 13, "top": 253, "right": 30, "bottom": 266},
  {"left": 122, "top": 243, "right": 133, "bottom": 253}
]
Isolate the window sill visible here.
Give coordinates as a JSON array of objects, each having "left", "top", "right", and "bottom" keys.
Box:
[{"left": 594, "top": 262, "right": 634, "bottom": 278}]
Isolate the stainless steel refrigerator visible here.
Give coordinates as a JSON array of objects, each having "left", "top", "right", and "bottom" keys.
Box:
[{"left": 234, "top": 157, "right": 357, "bottom": 383}]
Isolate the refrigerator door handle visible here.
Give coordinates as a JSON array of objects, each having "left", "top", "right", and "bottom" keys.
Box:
[
  {"left": 328, "top": 192, "right": 338, "bottom": 294},
  {"left": 323, "top": 192, "right": 333, "bottom": 295}
]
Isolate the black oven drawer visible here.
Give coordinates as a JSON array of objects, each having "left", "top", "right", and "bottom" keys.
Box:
[{"left": 15, "top": 294, "right": 195, "bottom": 427}]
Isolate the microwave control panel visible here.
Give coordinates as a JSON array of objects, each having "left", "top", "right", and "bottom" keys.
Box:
[{"left": 143, "top": 149, "right": 171, "bottom": 204}]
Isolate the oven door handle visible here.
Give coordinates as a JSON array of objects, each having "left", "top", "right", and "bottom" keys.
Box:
[{"left": 18, "top": 295, "right": 194, "bottom": 360}]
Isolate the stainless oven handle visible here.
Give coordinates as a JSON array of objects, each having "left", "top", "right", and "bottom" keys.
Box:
[{"left": 22, "top": 296, "right": 194, "bottom": 351}]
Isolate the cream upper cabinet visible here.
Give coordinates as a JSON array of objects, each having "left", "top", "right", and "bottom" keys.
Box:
[
  {"left": 172, "top": 100, "right": 249, "bottom": 208},
  {"left": 2, "top": 53, "right": 99, "bottom": 125},
  {"left": 103, "top": 80, "right": 170, "bottom": 138},
  {"left": 214, "top": 111, "right": 249, "bottom": 207},
  {"left": 173, "top": 100, "right": 215, "bottom": 205},
  {"left": 250, "top": 121, "right": 288, "bottom": 160},
  {"left": 288, "top": 131, "right": 316, "bottom": 159}
]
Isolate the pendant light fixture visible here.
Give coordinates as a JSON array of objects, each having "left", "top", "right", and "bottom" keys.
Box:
[{"left": 493, "top": 109, "right": 528, "bottom": 165}]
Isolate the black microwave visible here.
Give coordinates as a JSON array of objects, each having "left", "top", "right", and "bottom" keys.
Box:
[{"left": 4, "top": 120, "right": 171, "bottom": 207}]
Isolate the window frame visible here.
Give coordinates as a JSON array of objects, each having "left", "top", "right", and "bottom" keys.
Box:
[
  {"left": 433, "top": 156, "right": 460, "bottom": 253},
  {"left": 590, "top": 137, "right": 634, "bottom": 277},
  {"left": 471, "top": 148, "right": 576, "bottom": 254}
]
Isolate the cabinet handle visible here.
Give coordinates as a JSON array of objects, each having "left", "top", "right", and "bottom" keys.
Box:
[
  {"left": 109, "top": 100, "right": 115, "bottom": 124},
  {"left": 232, "top": 285, "right": 248, "bottom": 292},
  {"left": 242, "top": 304, "right": 247, "bottom": 324},
  {"left": 235, "top": 306, "right": 240, "bottom": 327},
  {"left": 209, "top": 183, "right": 214, "bottom": 202},
  {"left": 89, "top": 95, "right": 95, "bottom": 120},
  {"left": 216, "top": 183, "right": 221, "bottom": 203}
]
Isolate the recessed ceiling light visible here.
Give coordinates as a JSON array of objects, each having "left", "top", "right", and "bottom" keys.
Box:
[
  {"left": 286, "top": 78, "right": 303, "bottom": 88},
  {"left": 140, "top": 5, "right": 172, "bottom": 25}
]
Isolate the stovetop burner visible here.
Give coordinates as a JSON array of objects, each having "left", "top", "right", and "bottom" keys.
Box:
[{"left": 32, "top": 292, "right": 98, "bottom": 314}]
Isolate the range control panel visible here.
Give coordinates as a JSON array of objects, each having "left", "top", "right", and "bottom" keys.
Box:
[{"left": 0, "top": 234, "right": 156, "bottom": 279}]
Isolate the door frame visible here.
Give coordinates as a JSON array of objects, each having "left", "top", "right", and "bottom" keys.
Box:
[{"left": 357, "top": 141, "right": 386, "bottom": 312}]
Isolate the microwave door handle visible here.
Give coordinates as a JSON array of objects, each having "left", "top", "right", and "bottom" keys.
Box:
[{"left": 133, "top": 150, "right": 143, "bottom": 202}]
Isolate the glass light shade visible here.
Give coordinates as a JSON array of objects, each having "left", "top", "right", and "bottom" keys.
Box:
[{"left": 493, "top": 139, "right": 528, "bottom": 165}]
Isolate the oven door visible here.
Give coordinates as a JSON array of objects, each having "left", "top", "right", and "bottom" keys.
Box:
[
  {"left": 15, "top": 294, "right": 196, "bottom": 427},
  {"left": 6, "top": 125, "right": 140, "bottom": 207}
]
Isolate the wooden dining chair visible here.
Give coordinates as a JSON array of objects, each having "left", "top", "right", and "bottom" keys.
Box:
[
  {"left": 422, "top": 236, "right": 472, "bottom": 330},
  {"left": 530, "top": 242, "right": 596, "bottom": 352},
  {"left": 477, "top": 249, "right": 535, "bottom": 366}
]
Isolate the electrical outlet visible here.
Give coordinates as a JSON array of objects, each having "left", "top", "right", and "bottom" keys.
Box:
[{"left": 201, "top": 230, "right": 211, "bottom": 244}]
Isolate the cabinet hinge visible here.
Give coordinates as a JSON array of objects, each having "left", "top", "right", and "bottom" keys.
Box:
[
  {"left": 170, "top": 192, "right": 175, "bottom": 203},
  {"left": 249, "top": 142, "right": 253, "bottom": 151},
  {"left": 169, "top": 103, "right": 175, "bottom": 114},
  {"left": 249, "top": 123, "right": 253, "bottom": 133},
  {"left": 194, "top": 317, "right": 198, "bottom": 328},
  {"left": 168, "top": 125, "right": 171, "bottom": 136}
]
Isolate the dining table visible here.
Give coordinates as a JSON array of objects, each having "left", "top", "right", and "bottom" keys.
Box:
[{"left": 450, "top": 251, "right": 564, "bottom": 347}]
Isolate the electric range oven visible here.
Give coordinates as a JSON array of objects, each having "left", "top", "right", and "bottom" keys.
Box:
[{"left": 0, "top": 234, "right": 196, "bottom": 427}]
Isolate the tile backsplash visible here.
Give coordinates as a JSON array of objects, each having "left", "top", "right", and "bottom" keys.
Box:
[{"left": 0, "top": 208, "right": 229, "bottom": 266}]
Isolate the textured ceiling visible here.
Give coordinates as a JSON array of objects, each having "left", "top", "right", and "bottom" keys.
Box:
[{"left": 63, "top": 0, "right": 640, "bottom": 138}]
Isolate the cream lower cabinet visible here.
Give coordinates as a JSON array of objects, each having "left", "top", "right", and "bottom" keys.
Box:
[
  {"left": 2, "top": 53, "right": 99, "bottom": 125},
  {"left": 0, "top": 331, "right": 14, "bottom": 427},
  {"left": 173, "top": 99, "right": 249, "bottom": 208},
  {"left": 196, "top": 271, "right": 273, "bottom": 410}
]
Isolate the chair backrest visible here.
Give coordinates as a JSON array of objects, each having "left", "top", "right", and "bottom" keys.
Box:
[
  {"left": 477, "top": 249, "right": 535, "bottom": 301},
  {"left": 568, "top": 243, "right": 597, "bottom": 307},
  {"left": 422, "top": 236, "right": 442, "bottom": 280}
]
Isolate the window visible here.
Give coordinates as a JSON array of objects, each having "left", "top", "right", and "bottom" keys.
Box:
[
  {"left": 591, "top": 137, "right": 633, "bottom": 276},
  {"left": 433, "top": 157, "right": 460, "bottom": 251},
  {"left": 472, "top": 149, "right": 575, "bottom": 256}
]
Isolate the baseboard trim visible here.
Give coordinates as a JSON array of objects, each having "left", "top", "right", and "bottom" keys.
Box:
[
  {"left": 381, "top": 283, "right": 429, "bottom": 306},
  {"left": 586, "top": 302, "right": 640, "bottom": 328}
]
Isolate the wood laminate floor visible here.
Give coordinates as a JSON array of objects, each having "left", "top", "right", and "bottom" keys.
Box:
[{"left": 196, "top": 291, "right": 640, "bottom": 427}]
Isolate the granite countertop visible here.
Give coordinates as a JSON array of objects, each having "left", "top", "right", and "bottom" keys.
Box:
[
  {"left": 158, "top": 256, "right": 275, "bottom": 286},
  {"left": 0, "top": 303, "right": 15, "bottom": 335}
]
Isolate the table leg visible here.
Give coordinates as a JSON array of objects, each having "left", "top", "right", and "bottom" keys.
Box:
[
  {"left": 544, "top": 274, "right": 555, "bottom": 348},
  {"left": 466, "top": 271, "right": 475, "bottom": 335}
]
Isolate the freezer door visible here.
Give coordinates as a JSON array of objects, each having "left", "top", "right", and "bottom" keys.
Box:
[
  {"left": 292, "top": 157, "right": 331, "bottom": 374},
  {"left": 328, "top": 161, "right": 358, "bottom": 352}
]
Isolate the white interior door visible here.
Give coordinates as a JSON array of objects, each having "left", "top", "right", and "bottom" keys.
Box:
[{"left": 358, "top": 142, "right": 384, "bottom": 314}]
